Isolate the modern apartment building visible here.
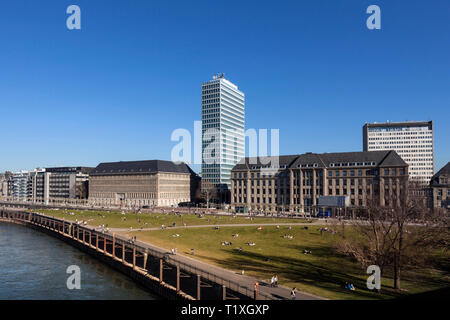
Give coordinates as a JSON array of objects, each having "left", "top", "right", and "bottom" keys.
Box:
[
  {"left": 231, "top": 151, "right": 409, "bottom": 214},
  {"left": 201, "top": 73, "right": 245, "bottom": 201},
  {"left": 363, "top": 121, "right": 434, "bottom": 183},
  {"left": 88, "top": 160, "right": 199, "bottom": 207},
  {"left": 11, "top": 170, "right": 34, "bottom": 201}
]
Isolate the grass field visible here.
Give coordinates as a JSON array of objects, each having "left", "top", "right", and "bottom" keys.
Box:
[
  {"left": 34, "top": 209, "right": 313, "bottom": 229},
  {"left": 128, "top": 225, "right": 450, "bottom": 300}
]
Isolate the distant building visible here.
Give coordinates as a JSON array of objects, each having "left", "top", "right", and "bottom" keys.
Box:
[
  {"left": 201, "top": 73, "right": 245, "bottom": 202},
  {"left": 430, "top": 162, "right": 449, "bottom": 210},
  {"left": 88, "top": 160, "right": 199, "bottom": 207},
  {"left": 363, "top": 121, "right": 434, "bottom": 183},
  {"left": 231, "top": 151, "right": 408, "bottom": 214},
  {"left": 0, "top": 172, "right": 13, "bottom": 198},
  {"left": 33, "top": 167, "right": 93, "bottom": 204},
  {"left": 11, "top": 170, "right": 34, "bottom": 201}
]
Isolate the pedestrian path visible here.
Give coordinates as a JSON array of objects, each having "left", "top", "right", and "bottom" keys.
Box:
[{"left": 130, "top": 236, "right": 325, "bottom": 300}]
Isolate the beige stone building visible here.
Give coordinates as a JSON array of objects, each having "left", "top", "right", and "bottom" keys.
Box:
[
  {"left": 231, "top": 151, "right": 409, "bottom": 214},
  {"left": 430, "top": 162, "right": 449, "bottom": 210},
  {"left": 89, "top": 160, "right": 199, "bottom": 207}
]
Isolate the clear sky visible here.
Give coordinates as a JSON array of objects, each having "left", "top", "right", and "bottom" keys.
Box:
[{"left": 0, "top": 0, "right": 449, "bottom": 173}]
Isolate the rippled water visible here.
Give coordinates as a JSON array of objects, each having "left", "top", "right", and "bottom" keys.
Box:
[{"left": 0, "top": 222, "right": 159, "bottom": 300}]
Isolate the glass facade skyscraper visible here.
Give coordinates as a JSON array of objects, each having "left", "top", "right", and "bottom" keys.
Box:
[{"left": 201, "top": 74, "right": 245, "bottom": 199}]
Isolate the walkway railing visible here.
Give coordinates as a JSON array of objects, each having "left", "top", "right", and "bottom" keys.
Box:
[{"left": 0, "top": 209, "right": 277, "bottom": 300}]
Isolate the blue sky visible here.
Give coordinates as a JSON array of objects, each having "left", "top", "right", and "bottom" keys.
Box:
[{"left": 0, "top": 0, "right": 449, "bottom": 173}]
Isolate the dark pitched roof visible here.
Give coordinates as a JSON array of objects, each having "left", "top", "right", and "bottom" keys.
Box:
[
  {"left": 233, "top": 155, "right": 299, "bottom": 170},
  {"left": 232, "top": 151, "right": 407, "bottom": 171},
  {"left": 430, "top": 162, "right": 450, "bottom": 186},
  {"left": 90, "top": 160, "right": 194, "bottom": 176}
]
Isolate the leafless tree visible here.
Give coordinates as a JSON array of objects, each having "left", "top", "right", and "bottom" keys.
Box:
[
  {"left": 335, "top": 178, "right": 449, "bottom": 291},
  {"left": 199, "top": 180, "right": 218, "bottom": 208}
]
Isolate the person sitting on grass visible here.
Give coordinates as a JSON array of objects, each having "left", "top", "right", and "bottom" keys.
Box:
[{"left": 345, "top": 282, "right": 356, "bottom": 291}]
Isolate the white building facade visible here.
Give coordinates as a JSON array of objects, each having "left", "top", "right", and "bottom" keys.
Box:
[
  {"left": 363, "top": 121, "right": 434, "bottom": 183},
  {"left": 201, "top": 74, "right": 245, "bottom": 198}
]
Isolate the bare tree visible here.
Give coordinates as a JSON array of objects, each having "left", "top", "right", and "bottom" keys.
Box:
[
  {"left": 199, "top": 180, "right": 218, "bottom": 208},
  {"left": 335, "top": 178, "right": 449, "bottom": 291}
]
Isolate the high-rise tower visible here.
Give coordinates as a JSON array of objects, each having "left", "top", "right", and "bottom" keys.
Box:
[{"left": 201, "top": 74, "right": 245, "bottom": 202}]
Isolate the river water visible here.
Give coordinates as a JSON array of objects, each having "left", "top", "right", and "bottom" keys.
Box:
[{"left": 0, "top": 222, "right": 159, "bottom": 299}]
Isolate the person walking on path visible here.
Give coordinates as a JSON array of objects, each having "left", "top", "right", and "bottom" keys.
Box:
[
  {"left": 291, "top": 287, "right": 297, "bottom": 300},
  {"left": 274, "top": 275, "right": 278, "bottom": 287},
  {"left": 270, "top": 276, "right": 275, "bottom": 287}
]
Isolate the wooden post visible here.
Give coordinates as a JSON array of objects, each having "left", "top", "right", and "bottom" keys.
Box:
[
  {"left": 143, "top": 253, "right": 148, "bottom": 270},
  {"left": 112, "top": 233, "right": 116, "bottom": 258},
  {"left": 222, "top": 285, "right": 226, "bottom": 300},
  {"left": 132, "top": 247, "right": 136, "bottom": 269},
  {"left": 96, "top": 234, "right": 99, "bottom": 251},
  {"left": 176, "top": 266, "right": 180, "bottom": 292},
  {"left": 159, "top": 259, "right": 163, "bottom": 283},
  {"left": 197, "top": 275, "right": 201, "bottom": 300},
  {"left": 103, "top": 236, "right": 106, "bottom": 253},
  {"left": 122, "top": 244, "right": 125, "bottom": 263}
]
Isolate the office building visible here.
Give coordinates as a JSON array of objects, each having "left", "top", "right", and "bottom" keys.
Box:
[
  {"left": 88, "top": 160, "right": 199, "bottom": 207},
  {"left": 33, "top": 167, "right": 93, "bottom": 204},
  {"left": 363, "top": 121, "right": 434, "bottom": 183},
  {"left": 231, "top": 151, "right": 409, "bottom": 214},
  {"left": 201, "top": 73, "right": 245, "bottom": 201}
]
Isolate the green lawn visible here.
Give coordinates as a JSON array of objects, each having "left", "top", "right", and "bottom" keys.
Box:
[
  {"left": 34, "top": 209, "right": 313, "bottom": 229},
  {"left": 128, "top": 225, "right": 450, "bottom": 300}
]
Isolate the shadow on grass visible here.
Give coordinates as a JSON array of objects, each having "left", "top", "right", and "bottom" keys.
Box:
[{"left": 193, "top": 244, "right": 436, "bottom": 299}]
